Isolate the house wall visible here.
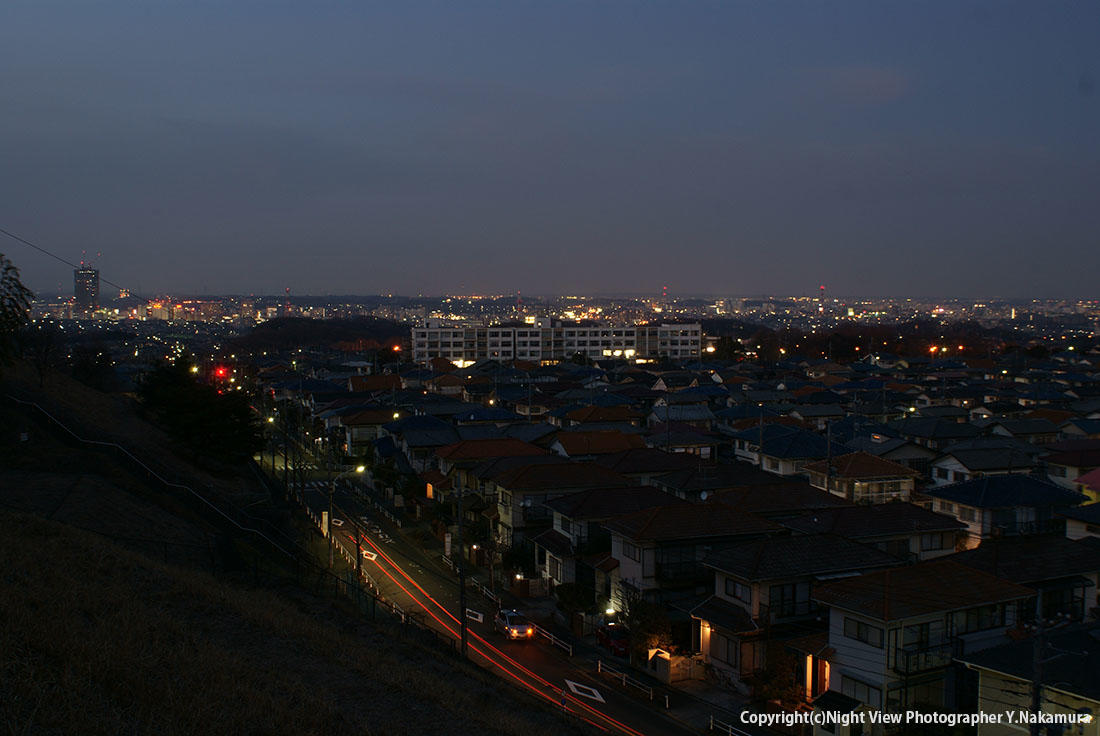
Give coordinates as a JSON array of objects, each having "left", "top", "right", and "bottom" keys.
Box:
[
  {"left": 1066, "top": 518, "right": 1100, "bottom": 541},
  {"left": 975, "top": 671, "right": 1100, "bottom": 736}
]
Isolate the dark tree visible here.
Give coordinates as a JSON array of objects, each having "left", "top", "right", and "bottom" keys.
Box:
[
  {"left": 139, "top": 357, "right": 262, "bottom": 464},
  {"left": 0, "top": 253, "right": 33, "bottom": 368}
]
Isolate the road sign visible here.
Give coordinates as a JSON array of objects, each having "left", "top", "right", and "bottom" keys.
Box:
[{"left": 466, "top": 608, "right": 483, "bottom": 623}]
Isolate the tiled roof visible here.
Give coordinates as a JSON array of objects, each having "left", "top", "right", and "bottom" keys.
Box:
[
  {"left": 530, "top": 528, "right": 573, "bottom": 557},
  {"left": 704, "top": 534, "right": 902, "bottom": 581},
  {"left": 494, "top": 461, "right": 629, "bottom": 492},
  {"left": 812, "top": 559, "right": 1034, "bottom": 621},
  {"left": 781, "top": 503, "right": 964, "bottom": 538},
  {"left": 712, "top": 484, "right": 849, "bottom": 516},
  {"left": 348, "top": 374, "right": 402, "bottom": 392},
  {"left": 958, "top": 627, "right": 1100, "bottom": 702},
  {"left": 554, "top": 431, "right": 646, "bottom": 456},
  {"left": 544, "top": 486, "right": 686, "bottom": 520},
  {"left": 924, "top": 475, "right": 1085, "bottom": 508},
  {"left": 565, "top": 406, "right": 643, "bottom": 424},
  {"left": 690, "top": 596, "right": 756, "bottom": 633},
  {"left": 435, "top": 438, "right": 547, "bottom": 462},
  {"left": 937, "top": 448, "right": 1037, "bottom": 472},
  {"left": 1059, "top": 501, "right": 1100, "bottom": 523},
  {"left": 593, "top": 448, "right": 697, "bottom": 475},
  {"left": 802, "top": 452, "right": 921, "bottom": 479},
  {"left": 949, "top": 534, "right": 1100, "bottom": 584},
  {"left": 603, "top": 503, "right": 780, "bottom": 542}
]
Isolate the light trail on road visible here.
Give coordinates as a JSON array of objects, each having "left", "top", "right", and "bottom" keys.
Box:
[{"left": 356, "top": 529, "right": 651, "bottom": 736}]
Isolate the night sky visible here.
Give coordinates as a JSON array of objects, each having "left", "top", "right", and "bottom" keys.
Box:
[{"left": 2, "top": 1, "right": 1097, "bottom": 299}]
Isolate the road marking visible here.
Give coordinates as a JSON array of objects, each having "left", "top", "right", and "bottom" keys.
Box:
[{"left": 564, "top": 680, "right": 604, "bottom": 703}]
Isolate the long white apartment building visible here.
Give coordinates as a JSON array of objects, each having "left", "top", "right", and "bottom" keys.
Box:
[{"left": 411, "top": 318, "right": 702, "bottom": 365}]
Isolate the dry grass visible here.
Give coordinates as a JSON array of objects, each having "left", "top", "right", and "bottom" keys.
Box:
[{"left": 0, "top": 510, "right": 590, "bottom": 736}]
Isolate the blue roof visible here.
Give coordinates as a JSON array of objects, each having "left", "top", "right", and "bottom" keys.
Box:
[{"left": 924, "top": 475, "right": 1086, "bottom": 508}]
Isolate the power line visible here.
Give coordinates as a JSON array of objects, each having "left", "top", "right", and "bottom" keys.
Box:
[{"left": 0, "top": 225, "right": 134, "bottom": 296}]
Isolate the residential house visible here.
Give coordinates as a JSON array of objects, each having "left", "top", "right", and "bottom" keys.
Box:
[
  {"left": 781, "top": 503, "right": 966, "bottom": 561},
  {"left": 924, "top": 475, "right": 1087, "bottom": 548},
  {"left": 931, "top": 447, "right": 1038, "bottom": 486},
  {"left": 532, "top": 486, "right": 684, "bottom": 602},
  {"left": 650, "top": 462, "right": 798, "bottom": 503},
  {"left": 486, "top": 460, "right": 629, "bottom": 549},
  {"left": 812, "top": 559, "right": 1034, "bottom": 712},
  {"left": 592, "top": 447, "right": 698, "bottom": 486},
  {"left": 604, "top": 503, "right": 781, "bottom": 609},
  {"left": 985, "top": 418, "right": 1061, "bottom": 445},
  {"left": 694, "top": 534, "right": 901, "bottom": 696},
  {"left": 1043, "top": 441, "right": 1100, "bottom": 491},
  {"left": 435, "top": 438, "right": 548, "bottom": 499},
  {"left": 550, "top": 430, "right": 645, "bottom": 460},
  {"left": 949, "top": 534, "right": 1100, "bottom": 622},
  {"left": 959, "top": 626, "right": 1100, "bottom": 736},
  {"left": 888, "top": 417, "right": 982, "bottom": 451},
  {"left": 803, "top": 452, "right": 921, "bottom": 504},
  {"left": 1060, "top": 503, "right": 1100, "bottom": 541}
]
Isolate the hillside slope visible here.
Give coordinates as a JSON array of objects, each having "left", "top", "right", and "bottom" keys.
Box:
[{"left": 0, "top": 510, "right": 587, "bottom": 736}]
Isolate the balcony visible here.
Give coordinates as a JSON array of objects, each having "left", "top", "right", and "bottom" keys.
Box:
[
  {"left": 758, "top": 600, "right": 823, "bottom": 624},
  {"left": 892, "top": 643, "right": 954, "bottom": 675}
]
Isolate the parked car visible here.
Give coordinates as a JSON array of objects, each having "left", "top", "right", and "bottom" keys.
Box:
[
  {"left": 596, "top": 621, "right": 630, "bottom": 657},
  {"left": 494, "top": 609, "right": 535, "bottom": 640}
]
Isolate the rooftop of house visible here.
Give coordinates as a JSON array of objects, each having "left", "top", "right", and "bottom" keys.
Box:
[
  {"left": 553, "top": 431, "right": 646, "bottom": 456},
  {"left": 543, "top": 486, "right": 686, "bottom": 521},
  {"left": 948, "top": 534, "right": 1100, "bottom": 586},
  {"left": 592, "top": 447, "right": 698, "bottom": 475},
  {"left": 781, "top": 503, "right": 965, "bottom": 538},
  {"left": 802, "top": 451, "right": 922, "bottom": 480},
  {"left": 493, "top": 461, "right": 630, "bottom": 493},
  {"left": 924, "top": 474, "right": 1086, "bottom": 509},
  {"left": 704, "top": 534, "right": 902, "bottom": 582},
  {"left": 711, "top": 484, "right": 850, "bottom": 517},
  {"left": 935, "top": 447, "right": 1039, "bottom": 472},
  {"left": 812, "top": 558, "right": 1034, "bottom": 621},
  {"left": 603, "top": 503, "right": 780, "bottom": 543},
  {"left": 1058, "top": 501, "right": 1100, "bottom": 524},
  {"left": 435, "top": 438, "right": 548, "bottom": 463},
  {"left": 958, "top": 626, "right": 1100, "bottom": 703}
]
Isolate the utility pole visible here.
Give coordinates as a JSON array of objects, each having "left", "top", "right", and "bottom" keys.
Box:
[
  {"left": 457, "top": 482, "right": 468, "bottom": 657},
  {"left": 1029, "top": 591, "right": 1045, "bottom": 736}
]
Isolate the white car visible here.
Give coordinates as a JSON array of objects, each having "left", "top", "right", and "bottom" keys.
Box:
[{"left": 493, "top": 609, "right": 535, "bottom": 640}]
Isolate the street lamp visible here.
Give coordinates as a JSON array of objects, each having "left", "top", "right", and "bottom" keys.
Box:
[{"left": 329, "top": 465, "right": 365, "bottom": 569}]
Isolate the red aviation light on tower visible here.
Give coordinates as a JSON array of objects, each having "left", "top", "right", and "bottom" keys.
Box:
[{"left": 214, "top": 366, "right": 228, "bottom": 379}]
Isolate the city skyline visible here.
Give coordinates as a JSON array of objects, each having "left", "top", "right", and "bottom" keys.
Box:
[{"left": 3, "top": 1, "right": 1098, "bottom": 298}]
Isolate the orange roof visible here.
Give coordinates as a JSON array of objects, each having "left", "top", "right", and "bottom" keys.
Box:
[
  {"left": 436, "top": 438, "right": 547, "bottom": 462},
  {"left": 554, "top": 431, "right": 646, "bottom": 456},
  {"left": 802, "top": 451, "right": 921, "bottom": 479}
]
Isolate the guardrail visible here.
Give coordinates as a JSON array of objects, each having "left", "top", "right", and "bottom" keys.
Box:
[
  {"left": 534, "top": 625, "right": 573, "bottom": 656},
  {"left": 472, "top": 580, "right": 501, "bottom": 607},
  {"left": 597, "top": 660, "right": 654, "bottom": 700},
  {"left": 709, "top": 714, "right": 755, "bottom": 736}
]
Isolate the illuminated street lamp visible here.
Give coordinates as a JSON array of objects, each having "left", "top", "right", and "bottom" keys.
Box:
[{"left": 329, "top": 465, "right": 365, "bottom": 569}]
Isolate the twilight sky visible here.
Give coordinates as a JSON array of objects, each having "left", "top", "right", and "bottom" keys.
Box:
[{"left": 2, "top": 1, "right": 1097, "bottom": 299}]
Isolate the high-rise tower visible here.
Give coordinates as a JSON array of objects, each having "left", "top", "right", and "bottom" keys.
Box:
[{"left": 74, "top": 266, "right": 100, "bottom": 313}]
